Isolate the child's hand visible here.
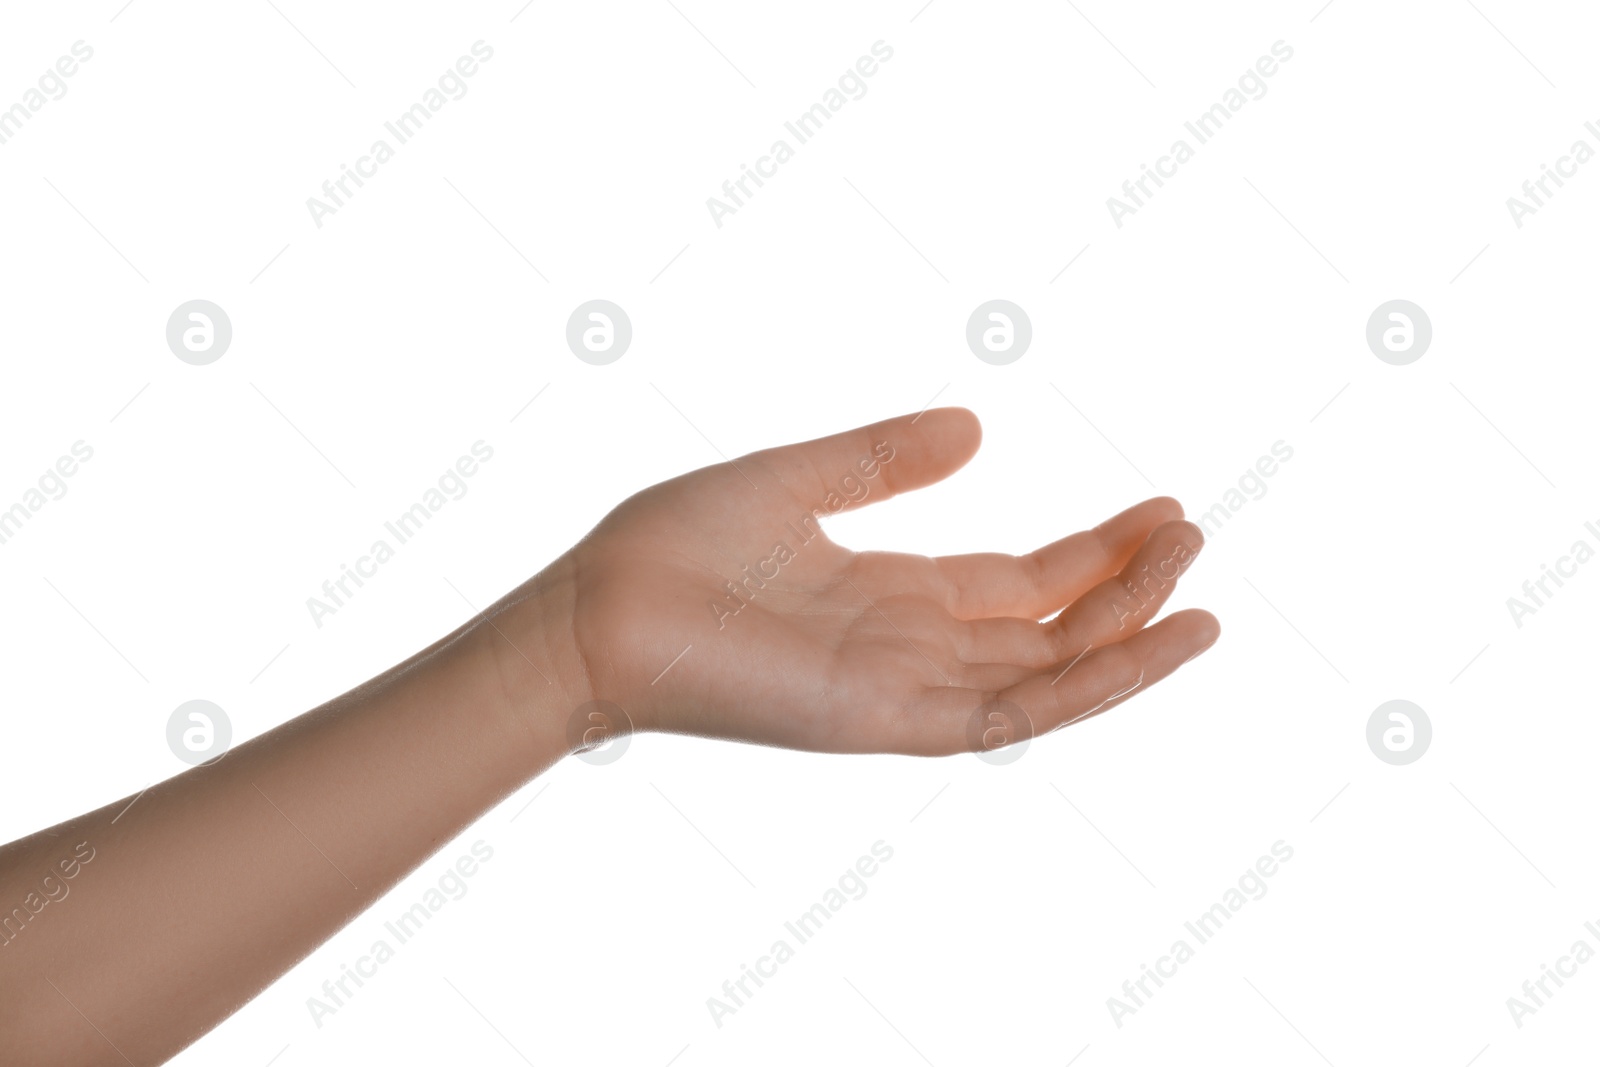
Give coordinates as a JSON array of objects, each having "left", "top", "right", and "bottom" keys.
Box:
[{"left": 516, "top": 407, "right": 1218, "bottom": 756}]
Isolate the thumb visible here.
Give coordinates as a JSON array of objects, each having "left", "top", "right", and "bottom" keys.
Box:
[{"left": 743, "top": 407, "right": 982, "bottom": 514}]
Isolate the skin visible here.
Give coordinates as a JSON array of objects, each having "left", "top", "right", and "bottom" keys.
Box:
[{"left": 0, "top": 407, "right": 1218, "bottom": 1064}]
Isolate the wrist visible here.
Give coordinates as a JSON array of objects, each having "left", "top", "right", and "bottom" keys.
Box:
[{"left": 479, "top": 558, "right": 599, "bottom": 764}]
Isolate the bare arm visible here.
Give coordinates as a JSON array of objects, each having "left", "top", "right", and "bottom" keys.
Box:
[
  {"left": 0, "top": 568, "right": 584, "bottom": 1064},
  {"left": 0, "top": 409, "right": 1219, "bottom": 1064}
]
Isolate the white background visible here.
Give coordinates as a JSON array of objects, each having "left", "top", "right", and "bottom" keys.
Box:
[{"left": 2, "top": 1, "right": 1597, "bottom": 1063}]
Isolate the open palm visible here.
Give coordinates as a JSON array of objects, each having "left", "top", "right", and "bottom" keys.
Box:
[{"left": 549, "top": 408, "right": 1218, "bottom": 757}]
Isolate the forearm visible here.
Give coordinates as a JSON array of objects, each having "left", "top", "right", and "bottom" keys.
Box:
[{"left": 0, "top": 577, "right": 577, "bottom": 1065}]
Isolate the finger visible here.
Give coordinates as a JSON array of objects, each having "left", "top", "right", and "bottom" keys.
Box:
[
  {"left": 892, "top": 609, "right": 1218, "bottom": 756},
  {"left": 954, "top": 615, "right": 1065, "bottom": 670},
  {"left": 1001, "top": 608, "right": 1220, "bottom": 737},
  {"left": 741, "top": 407, "right": 981, "bottom": 514},
  {"left": 947, "top": 659, "right": 1039, "bottom": 693},
  {"left": 1048, "top": 519, "right": 1205, "bottom": 651},
  {"left": 933, "top": 496, "right": 1184, "bottom": 620}
]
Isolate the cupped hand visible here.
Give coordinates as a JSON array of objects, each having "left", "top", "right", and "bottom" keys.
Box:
[{"left": 519, "top": 408, "right": 1218, "bottom": 757}]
